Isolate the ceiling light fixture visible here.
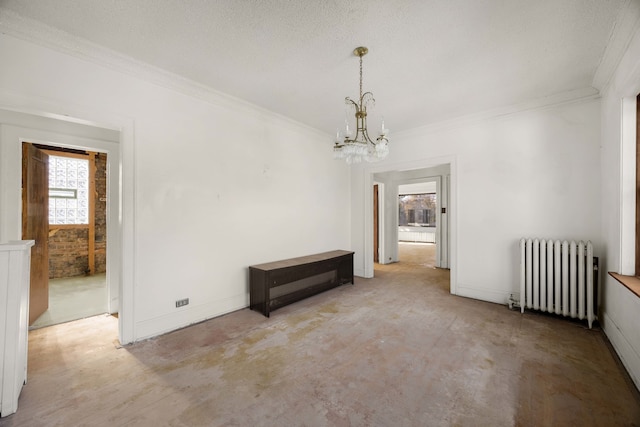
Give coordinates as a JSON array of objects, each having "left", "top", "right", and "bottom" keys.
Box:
[{"left": 334, "top": 46, "right": 389, "bottom": 164}]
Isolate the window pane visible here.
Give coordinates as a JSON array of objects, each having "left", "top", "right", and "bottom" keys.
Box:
[
  {"left": 398, "top": 193, "right": 437, "bottom": 227},
  {"left": 48, "top": 155, "right": 90, "bottom": 224}
]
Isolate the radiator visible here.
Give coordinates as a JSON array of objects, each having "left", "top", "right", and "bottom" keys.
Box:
[{"left": 519, "top": 238, "right": 598, "bottom": 328}]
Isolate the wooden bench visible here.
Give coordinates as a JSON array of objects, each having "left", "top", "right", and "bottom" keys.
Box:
[{"left": 249, "top": 250, "right": 354, "bottom": 317}]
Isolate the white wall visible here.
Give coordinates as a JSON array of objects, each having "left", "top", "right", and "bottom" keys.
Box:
[
  {"left": 352, "top": 98, "right": 602, "bottom": 304},
  {"left": 0, "top": 34, "right": 350, "bottom": 342},
  {"left": 398, "top": 181, "right": 437, "bottom": 194},
  {"left": 600, "top": 23, "right": 640, "bottom": 389}
]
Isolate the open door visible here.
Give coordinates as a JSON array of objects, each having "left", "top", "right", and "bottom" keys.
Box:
[{"left": 22, "top": 142, "right": 49, "bottom": 325}]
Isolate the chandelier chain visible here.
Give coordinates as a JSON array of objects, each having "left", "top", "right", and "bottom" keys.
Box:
[{"left": 359, "top": 54, "right": 363, "bottom": 103}]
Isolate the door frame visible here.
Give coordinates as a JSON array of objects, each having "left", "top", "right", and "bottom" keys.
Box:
[
  {"left": 359, "top": 155, "right": 457, "bottom": 295},
  {"left": 14, "top": 131, "right": 119, "bottom": 311},
  {"left": 373, "top": 184, "right": 379, "bottom": 263},
  {"left": 373, "top": 181, "right": 386, "bottom": 264},
  {"left": 0, "top": 98, "right": 135, "bottom": 345}
]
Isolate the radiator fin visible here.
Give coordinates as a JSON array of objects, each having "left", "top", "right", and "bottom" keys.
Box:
[{"left": 519, "top": 238, "right": 597, "bottom": 328}]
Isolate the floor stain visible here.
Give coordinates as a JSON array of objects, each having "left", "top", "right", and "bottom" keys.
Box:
[{"left": 9, "top": 243, "right": 640, "bottom": 426}]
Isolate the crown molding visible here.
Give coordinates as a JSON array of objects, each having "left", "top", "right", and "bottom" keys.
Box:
[
  {"left": 393, "top": 87, "right": 600, "bottom": 139},
  {"left": 0, "top": 7, "right": 615, "bottom": 142},
  {"left": 0, "top": 9, "right": 327, "bottom": 138},
  {"left": 592, "top": 0, "right": 640, "bottom": 91}
]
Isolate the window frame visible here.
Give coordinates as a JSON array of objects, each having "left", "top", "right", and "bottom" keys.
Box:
[
  {"left": 45, "top": 150, "right": 93, "bottom": 227},
  {"left": 636, "top": 93, "right": 640, "bottom": 277},
  {"left": 398, "top": 192, "right": 437, "bottom": 227},
  {"left": 610, "top": 94, "right": 640, "bottom": 297}
]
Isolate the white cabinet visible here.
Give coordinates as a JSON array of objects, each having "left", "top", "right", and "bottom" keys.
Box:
[{"left": 0, "top": 240, "right": 34, "bottom": 417}]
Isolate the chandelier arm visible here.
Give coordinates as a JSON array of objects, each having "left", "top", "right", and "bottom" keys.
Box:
[
  {"left": 360, "top": 91, "right": 375, "bottom": 108},
  {"left": 361, "top": 128, "right": 375, "bottom": 145},
  {"left": 345, "top": 97, "right": 359, "bottom": 109}
]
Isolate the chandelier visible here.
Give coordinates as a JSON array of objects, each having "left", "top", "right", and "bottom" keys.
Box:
[{"left": 334, "top": 46, "right": 389, "bottom": 164}]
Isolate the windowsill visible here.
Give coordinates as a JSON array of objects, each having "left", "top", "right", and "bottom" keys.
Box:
[{"left": 609, "top": 272, "right": 640, "bottom": 298}]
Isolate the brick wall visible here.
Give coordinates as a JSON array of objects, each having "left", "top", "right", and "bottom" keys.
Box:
[
  {"left": 48, "top": 152, "right": 108, "bottom": 279},
  {"left": 48, "top": 228, "right": 89, "bottom": 278},
  {"left": 95, "top": 153, "right": 107, "bottom": 273}
]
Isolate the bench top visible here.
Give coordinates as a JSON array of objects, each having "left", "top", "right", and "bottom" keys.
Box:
[{"left": 249, "top": 250, "right": 354, "bottom": 271}]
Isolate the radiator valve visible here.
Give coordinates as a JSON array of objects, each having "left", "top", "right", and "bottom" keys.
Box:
[{"left": 508, "top": 294, "right": 520, "bottom": 310}]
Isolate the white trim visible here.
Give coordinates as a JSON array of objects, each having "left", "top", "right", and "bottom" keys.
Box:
[
  {"left": 620, "top": 96, "right": 636, "bottom": 275},
  {"left": 456, "top": 283, "right": 508, "bottom": 305},
  {"left": 118, "top": 115, "right": 136, "bottom": 345},
  {"left": 134, "top": 294, "right": 247, "bottom": 341},
  {"left": 0, "top": 10, "right": 327, "bottom": 140},
  {"left": 603, "top": 311, "right": 640, "bottom": 390},
  {"left": 362, "top": 168, "right": 374, "bottom": 278},
  {"left": 610, "top": 22, "right": 640, "bottom": 277},
  {"left": 441, "top": 174, "right": 450, "bottom": 269},
  {"left": 0, "top": 10, "right": 612, "bottom": 145},
  {"left": 393, "top": 88, "right": 599, "bottom": 140}
]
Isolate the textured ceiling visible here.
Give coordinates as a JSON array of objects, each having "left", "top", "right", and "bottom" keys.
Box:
[{"left": 0, "top": 0, "right": 626, "bottom": 134}]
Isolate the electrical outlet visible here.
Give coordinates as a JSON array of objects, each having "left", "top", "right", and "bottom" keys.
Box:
[{"left": 175, "top": 298, "right": 189, "bottom": 308}]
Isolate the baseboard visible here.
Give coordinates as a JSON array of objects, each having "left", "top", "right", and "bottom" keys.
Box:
[
  {"left": 455, "top": 283, "right": 509, "bottom": 305},
  {"left": 602, "top": 312, "right": 640, "bottom": 391},
  {"left": 354, "top": 268, "right": 366, "bottom": 278},
  {"left": 134, "top": 293, "right": 248, "bottom": 341}
]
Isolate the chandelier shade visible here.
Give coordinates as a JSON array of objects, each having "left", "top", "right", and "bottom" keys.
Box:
[{"left": 333, "top": 46, "right": 389, "bottom": 164}]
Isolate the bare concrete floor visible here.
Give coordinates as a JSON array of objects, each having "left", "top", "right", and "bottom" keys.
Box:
[
  {"left": 2, "top": 247, "right": 640, "bottom": 426},
  {"left": 30, "top": 274, "right": 108, "bottom": 329}
]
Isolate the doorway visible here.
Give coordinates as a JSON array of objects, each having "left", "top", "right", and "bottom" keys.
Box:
[
  {"left": 397, "top": 182, "right": 438, "bottom": 267},
  {"left": 23, "top": 143, "right": 110, "bottom": 328},
  {"left": 372, "top": 165, "right": 450, "bottom": 268},
  {"left": 367, "top": 162, "right": 454, "bottom": 293},
  {"left": 0, "top": 107, "right": 130, "bottom": 343}
]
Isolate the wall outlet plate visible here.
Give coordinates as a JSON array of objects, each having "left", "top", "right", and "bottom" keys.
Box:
[{"left": 176, "top": 298, "right": 189, "bottom": 308}]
